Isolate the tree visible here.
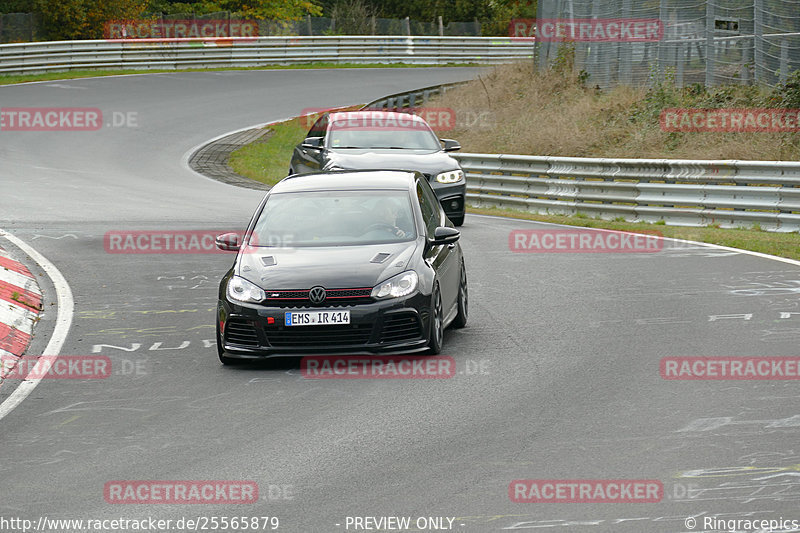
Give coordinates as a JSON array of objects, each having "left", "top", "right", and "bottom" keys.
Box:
[
  {"left": 215, "top": 0, "right": 321, "bottom": 20},
  {"left": 33, "top": 0, "right": 89, "bottom": 40}
]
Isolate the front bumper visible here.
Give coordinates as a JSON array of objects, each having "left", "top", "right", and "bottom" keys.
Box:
[
  {"left": 429, "top": 179, "right": 466, "bottom": 219},
  {"left": 218, "top": 292, "right": 432, "bottom": 359}
]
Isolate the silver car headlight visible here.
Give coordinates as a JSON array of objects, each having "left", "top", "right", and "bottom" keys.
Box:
[
  {"left": 371, "top": 271, "right": 419, "bottom": 300},
  {"left": 435, "top": 170, "right": 464, "bottom": 184},
  {"left": 227, "top": 275, "right": 266, "bottom": 303}
]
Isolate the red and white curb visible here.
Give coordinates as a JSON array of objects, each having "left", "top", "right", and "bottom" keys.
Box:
[{"left": 0, "top": 246, "right": 42, "bottom": 387}]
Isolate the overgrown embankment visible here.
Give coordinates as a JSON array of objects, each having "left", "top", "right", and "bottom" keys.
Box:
[{"left": 430, "top": 62, "right": 800, "bottom": 160}]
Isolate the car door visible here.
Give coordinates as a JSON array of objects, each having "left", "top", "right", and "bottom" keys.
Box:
[
  {"left": 291, "top": 114, "right": 329, "bottom": 173},
  {"left": 417, "top": 177, "right": 459, "bottom": 314}
]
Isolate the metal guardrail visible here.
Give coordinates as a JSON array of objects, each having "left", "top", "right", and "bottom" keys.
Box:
[
  {"left": 455, "top": 154, "right": 800, "bottom": 231},
  {"left": 362, "top": 81, "right": 470, "bottom": 111},
  {"left": 0, "top": 36, "right": 533, "bottom": 75}
]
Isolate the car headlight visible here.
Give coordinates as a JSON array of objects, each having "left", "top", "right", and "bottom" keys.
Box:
[
  {"left": 227, "top": 275, "right": 266, "bottom": 303},
  {"left": 435, "top": 170, "right": 464, "bottom": 184},
  {"left": 371, "top": 271, "right": 419, "bottom": 300}
]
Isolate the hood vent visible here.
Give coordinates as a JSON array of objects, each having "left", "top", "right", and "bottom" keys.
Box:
[{"left": 370, "top": 252, "right": 392, "bottom": 264}]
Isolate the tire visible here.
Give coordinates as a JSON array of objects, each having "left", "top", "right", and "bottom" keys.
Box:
[
  {"left": 450, "top": 214, "right": 464, "bottom": 227},
  {"left": 428, "top": 285, "right": 444, "bottom": 355},
  {"left": 452, "top": 261, "right": 468, "bottom": 329}
]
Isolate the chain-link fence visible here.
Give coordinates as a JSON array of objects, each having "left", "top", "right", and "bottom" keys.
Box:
[{"left": 533, "top": 0, "right": 800, "bottom": 88}]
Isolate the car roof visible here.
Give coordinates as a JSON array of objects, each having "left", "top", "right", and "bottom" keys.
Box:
[
  {"left": 272, "top": 169, "right": 420, "bottom": 194},
  {"left": 327, "top": 110, "right": 429, "bottom": 125}
]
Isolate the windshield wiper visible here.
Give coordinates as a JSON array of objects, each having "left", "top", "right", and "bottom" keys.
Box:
[{"left": 365, "top": 146, "right": 412, "bottom": 150}]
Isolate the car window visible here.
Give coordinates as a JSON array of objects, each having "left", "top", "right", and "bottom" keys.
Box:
[
  {"left": 308, "top": 115, "right": 327, "bottom": 139},
  {"left": 327, "top": 113, "right": 441, "bottom": 150},
  {"left": 416, "top": 180, "right": 440, "bottom": 236},
  {"left": 251, "top": 190, "right": 416, "bottom": 247}
]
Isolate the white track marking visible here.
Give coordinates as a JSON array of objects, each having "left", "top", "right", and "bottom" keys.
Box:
[
  {"left": 473, "top": 214, "right": 800, "bottom": 268},
  {"left": 0, "top": 230, "right": 74, "bottom": 421}
]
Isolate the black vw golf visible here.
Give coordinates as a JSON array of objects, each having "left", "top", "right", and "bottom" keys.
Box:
[{"left": 214, "top": 170, "right": 468, "bottom": 364}]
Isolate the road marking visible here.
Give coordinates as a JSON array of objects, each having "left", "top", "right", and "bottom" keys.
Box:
[
  {"left": 473, "top": 214, "right": 800, "bottom": 267},
  {"left": 0, "top": 229, "right": 74, "bottom": 421}
]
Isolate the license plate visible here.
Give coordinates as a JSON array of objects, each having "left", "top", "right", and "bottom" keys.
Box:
[{"left": 285, "top": 310, "right": 350, "bottom": 326}]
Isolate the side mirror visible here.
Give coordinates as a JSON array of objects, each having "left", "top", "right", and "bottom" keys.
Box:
[
  {"left": 301, "top": 136, "right": 324, "bottom": 150},
  {"left": 429, "top": 226, "right": 460, "bottom": 246},
  {"left": 215, "top": 233, "right": 241, "bottom": 252},
  {"left": 440, "top": 138, "right": 461, "bottom": 152}
]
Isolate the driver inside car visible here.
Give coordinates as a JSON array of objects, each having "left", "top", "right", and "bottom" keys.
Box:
[{"left": 372, "top": 199, "right": 413, "bottom": 239}]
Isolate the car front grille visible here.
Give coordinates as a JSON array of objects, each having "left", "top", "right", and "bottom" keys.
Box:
[
  {"left": 380, "top": 313, "right": 423, "bottom": 344},
  {"left": 224, "top": 318, "right": 261, "bottom": 347},
  {"left": 266, "top": 324, "right": 374, "bottom": 347},
  {"left": 264, "top": 287, "right": 374, "bottom": 308}
]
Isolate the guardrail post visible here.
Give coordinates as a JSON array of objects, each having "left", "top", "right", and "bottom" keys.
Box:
[
  {"left": 620, "top": 0, "right": 632, "bottom": 85},
  {"left": 536, "top": 0, "right": 553, "bottom": 72},
  {"left": 705, "top": 0, "right": 714, "bottom": 87},
  {"left": 740, "top": 42, "right": 751, "bottom": 84},
  {"left": 657, "top": 0, "right": 667, "bottom": 82},
  {"left": 404, "top": 17, "right": 411, "bottom": 36},
  {"left": 754, "top": 0, "right": 763, "bottom": 84},
  {"left": 438, "top": 16, "right": 443, "bottom": 37},
  {"left": 780, "top": 39, "right": 789, "bottom": 83}
]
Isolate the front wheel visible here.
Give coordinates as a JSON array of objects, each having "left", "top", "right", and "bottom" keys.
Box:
[{"left": 427, "top": 285, "right": 444, "bottom": 354}]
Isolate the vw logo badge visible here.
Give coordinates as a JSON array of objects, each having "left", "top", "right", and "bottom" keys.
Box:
[{"left": 309, "top": 286, "right": 326, "bottom": 304}]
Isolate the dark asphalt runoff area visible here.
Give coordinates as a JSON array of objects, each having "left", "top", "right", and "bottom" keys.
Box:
[{"left": 1, "top": 67, "right": 799, "bottom": 533}]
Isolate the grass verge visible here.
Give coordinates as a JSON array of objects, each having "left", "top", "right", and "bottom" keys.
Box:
[
  {"left": 227, "top": 116, "right": 310, "bottom": 187},
  {"left": 0, "top": 62, "right": 474, "bottom": 86}
]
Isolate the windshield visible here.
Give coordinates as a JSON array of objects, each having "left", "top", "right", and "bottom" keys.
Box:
[
  {"left": 251, "top": 190, "right": 417, "bottom": 247},
  {"left": 327, "top": 114, "right": 441, "bottom": 150}
]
